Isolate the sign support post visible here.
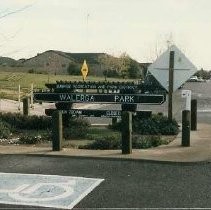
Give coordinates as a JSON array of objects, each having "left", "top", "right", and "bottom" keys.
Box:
[
  {"left": 168, "top": 50, "right": 174, "bottom": 121},
  {"left": 52, "top": 110, "right": 63, "bottom": 151},
  {"left": 121, "top": 111, "right": 132, "bottom": 154}
]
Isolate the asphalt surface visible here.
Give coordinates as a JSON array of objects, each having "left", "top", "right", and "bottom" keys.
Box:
[{"left": 0, "top": 154, "right": 210, "bottom": 209}]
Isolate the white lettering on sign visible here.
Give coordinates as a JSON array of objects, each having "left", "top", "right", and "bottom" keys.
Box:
[
  {"left": 0, "top": 173, "right": 104, "bottom": 209},
  {"left": 114, "top": 95, "right": 134, "bottom": 103},
  {"left": 106, "top": 110, "right": 121, "bottom": 116},
  {"left": 59, "top": 94, "right": 95, "bottom": 102}
]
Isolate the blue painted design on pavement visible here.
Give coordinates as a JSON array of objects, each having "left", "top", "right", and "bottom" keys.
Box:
[{"left": 0, "top": 172, "right": 104, "bottom": 209}]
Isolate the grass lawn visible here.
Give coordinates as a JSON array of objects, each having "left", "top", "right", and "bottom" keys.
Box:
[{"left": 0, "top": 70, "right": 137, "bottom": 100}]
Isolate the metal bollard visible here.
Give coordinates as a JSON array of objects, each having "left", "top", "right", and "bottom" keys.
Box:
[
  {"left": 121, "top": 111, "right": 132, "bottom": 154},
  {"left": 191, "top": 99, "right": 197, "bottom": 131},
  {"left": 52, "top": 110, "right": 63, "bottom": 151},
  {"left": 182, "top": 110, "right": 190, "bottom": 147}
]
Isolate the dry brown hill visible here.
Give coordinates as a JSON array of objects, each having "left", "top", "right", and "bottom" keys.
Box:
[
  {"left": 0, "top": 50, "right": 148, "bottom": 78},
  {"left": 20, "top": 50, "right": 110, "bottom": 76}
]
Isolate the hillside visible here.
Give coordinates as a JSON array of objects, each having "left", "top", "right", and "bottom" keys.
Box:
[
  {"left": 0, "top": 57, "right": 19, "bottom": 66},
  {"left": 19, "top": 50, "right": 112, "bottom": 76},
  {"left": 0, "top": 50, "right": 145, "bottom": 77}
]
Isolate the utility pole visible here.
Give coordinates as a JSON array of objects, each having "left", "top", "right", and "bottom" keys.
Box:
[{"left": 168, "top": 50, "right": 174, "bottom": 121}]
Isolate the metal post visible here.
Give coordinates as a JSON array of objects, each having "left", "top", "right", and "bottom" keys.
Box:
[
  {"left": 121, "top": 111, "right": 132, "bottom": 154},
  {"left": 52, "top": 110, "right": 63, "bottom": 151},
  {"left": 23, "top": 97, "right": 29, "bottom": 116},
  {"left": 168, "top": 50, "right": 174, "bottom": 121},
  {"left": 191, "top": 99, "right": 197, "bottom": 131},
  {"left": 182, "top": 110, "right": 190, "bottom": 147}
]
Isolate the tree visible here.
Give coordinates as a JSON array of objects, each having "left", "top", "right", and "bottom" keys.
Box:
[
  {"left": 98, "top": 53, "right": 140, "bottom": 79},
  {"left": 119, "top": 53, "right": 140, "bottom": 79},
  {"left": 98, "top": 54, "right": 121, "bottom": 79},
  {"left": 127, "top": 59, "right": 140, "bottom": 79},
  {"left": 67, "top": 63, "right": 80, "bottom": 75},
  {"left": 194, "top": 68, "right": 210, "bottom": 80}
]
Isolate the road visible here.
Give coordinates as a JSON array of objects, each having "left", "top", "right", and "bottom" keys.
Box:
[{"left": 0, "top": 155, "right": 210, "bottom": 209}]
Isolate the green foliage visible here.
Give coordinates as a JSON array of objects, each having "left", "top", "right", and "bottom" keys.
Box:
[
  {"left": 0, "top": 113, "right": 52, "bottom": 130},
  {"left": 103, "top": 69, "right": 120, "bottom": 78},
  {"left": 108, "top": 120, "right": 122, "bottom": 131},
  {"left": 79, "top": 135, "right": 121, "bottom": 150},
  {"left": 194, "top": 68, "right": 210, "bottom": 80},
  {"left": 110, "top": 113, "right": 179, "bottom": 135},
  {"left": 126, "top": 59, "right": 140, "bottom": 79},
  {"left": 63, "top": 117, "right": 90, "bottom": 139},
  {"left": 86, "top": 127, "right": 121, "bottom": 140},
  {"left": 0, "top": 120, "right": 11, "bottom": 139},
  {"left": 133, "top": 114, "right": 179, "bottom": 135},
  {"left": 18, "top": 133, "right": 51, "bottom": 144},
  {"left": 79, "top": 134, "right": 168, "bottom": 150},
  {"left": 132, "top": 135, "right": 166, "bottom": 149},
  {"left": 67, "top": 63, "right": 80, "bottom": 75},
  {"left": 28, "top": 69, "right": 35, "bottom": 73}
]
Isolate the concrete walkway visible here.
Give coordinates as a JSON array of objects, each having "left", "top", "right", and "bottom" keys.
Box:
[{"left": 0, "top": 123, "right": 210, "bottom": 163}]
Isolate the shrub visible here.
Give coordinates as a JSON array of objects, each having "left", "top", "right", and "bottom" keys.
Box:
[
  {"left": 0, "top": 120, "right": 11, "bottom": 139},
  {"left": 64, "top": 117, "right": 90, "bottom": 139},
  {"left": 132, "top": 135, "right": 165, "bottom": 149},
  {"left": 18, "top": 132, "right": 51, "bottom": 144},
  {"left": 0, "top": 113, "right": 52, "bottom": 130},
  {"left": 79, "top": 134, "right": 168, "bottom": 150},
  {"left": 67, "top": 63, "right": 80, "bottom": 75},
  {"left": 110, "top": 113, "right": 179, "bottom": 135},
  {"left": 108, "top": 121, "right": 122, "bottom": 131},
  {"left": 79, "top": 135, "right": 121, "bottom": 150}
]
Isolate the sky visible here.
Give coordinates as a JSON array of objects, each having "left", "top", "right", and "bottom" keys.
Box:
[{"left": 0, "top": 0, "right": 211, "bottom": 70}]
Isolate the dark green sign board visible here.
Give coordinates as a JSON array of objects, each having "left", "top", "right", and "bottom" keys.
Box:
[
  {"left": 45, "top": 109, "right": 152, "bottom": 118},
  {"left": 34, "top": 92, "right": 165, "bottom": 104},
  {"left": 45, "top": 109, "right": 122, "bottom": 118},
  {"left": 46, "top": 81, "right": 138, "bottom": 91}
]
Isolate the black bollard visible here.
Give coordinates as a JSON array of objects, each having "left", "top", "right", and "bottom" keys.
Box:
[
  {"left": 52, "top": 110, "right": 63, "bottom": 151},
  {"left": 182, "top": 110, "right": 190, "bottom": 147},
  {"left": 121, "top": 111, "right": 132, "bottom": 154},
  {"left": 191, "top": 99, "right": 197, "bottom": 131},
  {"left": 23, "top": 97, "right": 30, "bottom": 116}
]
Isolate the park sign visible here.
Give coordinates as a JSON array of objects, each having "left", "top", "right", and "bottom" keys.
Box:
[
  {"left": 45, "top": 109, "right": 122, "bottom": 118},
  {"left": 34, "top": 92, "right": 165, "bottom": 104},
  {"left": 45, "top": 109, "right": 152, "bottom": 118},
  {"left": 148, "top": 45, "right": 197, "bottom": 92}
]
